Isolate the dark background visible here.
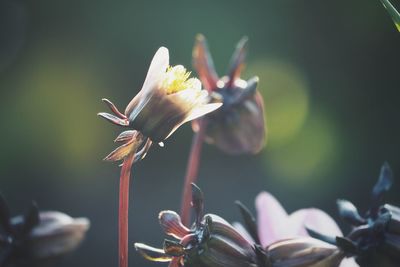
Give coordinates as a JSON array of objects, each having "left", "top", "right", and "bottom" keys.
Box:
[{"left": 0, "top": 0, "right": 399, "bottom": 266}]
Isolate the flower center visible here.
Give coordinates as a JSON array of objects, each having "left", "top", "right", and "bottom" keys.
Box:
[{"left": 162, "top": 65, "right": 201, "bottom": 94}]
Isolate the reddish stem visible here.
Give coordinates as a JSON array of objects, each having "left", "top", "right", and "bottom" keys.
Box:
[
  {"left": 119, "top": 153, "right": 135, "bottom": 267},
  {"left": 180, "top": 120, "right": 206, "bottom": 226}
]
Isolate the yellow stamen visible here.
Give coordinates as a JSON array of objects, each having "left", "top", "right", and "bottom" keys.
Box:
[{"left": 162, "top": 65, "right": 200, "bottom": 94}]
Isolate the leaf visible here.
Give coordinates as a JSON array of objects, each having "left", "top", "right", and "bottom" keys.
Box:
[{"left": 381, "top": 0, "right": 400, "bottom": 32}]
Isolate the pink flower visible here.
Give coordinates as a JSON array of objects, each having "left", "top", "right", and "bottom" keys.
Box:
[{"left": 234, "top": 191, "right": 359, "bottom": 267}]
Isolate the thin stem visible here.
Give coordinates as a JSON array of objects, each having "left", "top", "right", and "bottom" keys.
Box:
[
  {"left": 180, "top": 120, "right": 206, "bottom": 226},
  {"left": 119, "top": 153, "right": 135, "bottom": 267}
]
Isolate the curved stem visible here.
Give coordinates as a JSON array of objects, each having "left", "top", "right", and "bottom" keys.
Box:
[
  {"left": 180, "top": 120, "right": 206, "bottom": 226},
  {"left": 119, "top": 153, "right": 135, "bottom": 267}
]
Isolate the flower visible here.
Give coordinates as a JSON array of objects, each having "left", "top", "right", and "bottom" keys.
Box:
[
  {"left": 311, "top": 163, "right": 400, "bottom": 266},
  {"left": 191, "top": 34, "right": 266, "bottom": 155},
  {"left": 98, "top": 47, "right": 222, "bottom": 162},
  {"left": 234, "top": 192, "right": 358, "bottom": 266},
  {"left": 134, "top": 184, "right": 258, "bottom": 267},
  {"left": 0, "top": 196, "right": 89, "bottom": 266},
  {"left": 136, "top": 184, "right": 354, "bottom": 267}
]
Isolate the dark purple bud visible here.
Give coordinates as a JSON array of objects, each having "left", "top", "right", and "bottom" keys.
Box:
[{"left": 371, "top": 162, "right": 393, "bottom": 216}]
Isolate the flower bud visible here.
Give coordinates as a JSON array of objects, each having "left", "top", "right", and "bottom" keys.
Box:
[
  {"left": 192, "top": 34, "right": 266, "bottom": 155},
  {"left": 0, "top": 197, "right": 89, "bottom": 267},
  {"left": 22, "top": 211, "right": 90, "bottom": 260}
]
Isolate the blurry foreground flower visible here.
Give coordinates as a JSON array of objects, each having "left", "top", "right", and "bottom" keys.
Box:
[
  {"left": 310, "top": 163, "right": 400, "bottom": 267},
  {"left": 135, "top": 184, "right": 258, "bottom": 267},
  {"left": 380, "top": 0, "right": 400, "bottom": 32},
  {"left": 192, "top": 34, "right": 266, "bottom": 155},
  {"left": 136, "top": 184, "right": 348, "bottom": 267},
  {"left": 0, "top": 196, "right": 89, "bottom": 267},
  {"left": 98, "top": 47, "right": 220, "bottom": 267},
  {"left": 234, "top": 192, "right": 358, "bottom": 266}
]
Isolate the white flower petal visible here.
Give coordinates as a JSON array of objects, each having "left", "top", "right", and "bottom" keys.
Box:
[
  {"left": 288, "top": 208, "right": 343, "bottom": 237},
  {"left": 255, "top": 192, "right": 290, "bottom": 247},
  {"left": 340, "top": 257, "right": 359, "bottom": 267},
  {"left": 125, "top": 47, "right": 169, "bottom": 117},
  {"left": 184, "top": 103, "right": 222, "bottom": 123}
]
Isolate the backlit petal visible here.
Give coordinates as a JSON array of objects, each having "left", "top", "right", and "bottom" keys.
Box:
[
  {"left": 289, "top": 208, "right": 343, "bottom": 237},
  {"left": 255, "top": 192, "right": 289, "bottom": 247}
]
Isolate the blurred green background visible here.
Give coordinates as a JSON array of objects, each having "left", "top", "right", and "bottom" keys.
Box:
[{"left": 0, "top": 0, "right": 399, "bottom": 266}]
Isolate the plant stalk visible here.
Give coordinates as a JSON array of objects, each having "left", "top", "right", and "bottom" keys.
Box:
[
  {"left": 180, "top": 120, "right": 206, "bottom": 226},
  {"left": 119, "top": 152, "right": 135, "bottom": 267}
]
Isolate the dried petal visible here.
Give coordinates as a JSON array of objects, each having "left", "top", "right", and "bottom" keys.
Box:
[
  {"left": 159, "top": 211, "right": 190, "bottom": 239},
  {"left": 98, "top": 112, "right": 129, "bottom": 126},
  {"left": 227, "top": 36, "right": 248, "bottom": 87},
  {"left": 102, "top": 98, "right": 126, "bottom": 119},
  {"left": 192, "top": 34, "right": 219, "bottom": 91},
  {"left": 133, "top": 138, "right": 153, "bottom": 162},
  {"left": 134, "top": 243, "right": 172, "bottom": 262},
  {"left": 104, "top": 133, "right": 144, "bottom": 161},
  {"left": 114, "top": 130, "right": 136, "bottom": 143}
]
